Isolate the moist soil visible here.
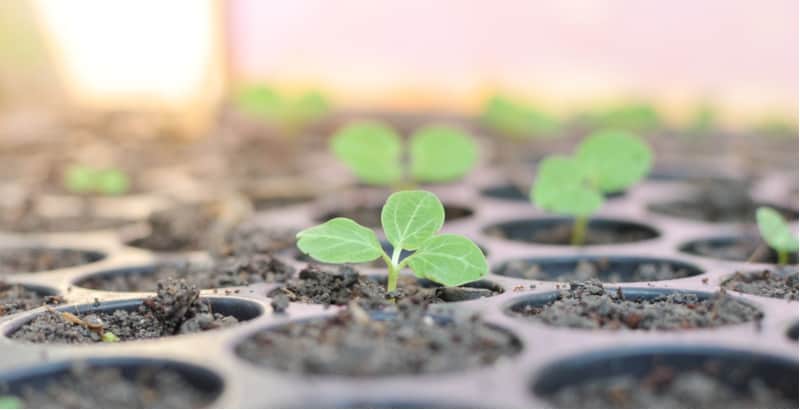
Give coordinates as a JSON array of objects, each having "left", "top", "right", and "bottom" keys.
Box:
[
  {"left": 681, "top": 237, "right": 798, "bottom": 264},
  {"left": 236, "top": 302, "right": 521, "bottom": 377},
  {"left": 78, "top": 255, "right": 295, "bottom": 292},
  {"left": 722, "top": 267, "right": 799, "bottom": 300},
  {"left": 498, "top": 258, "right": 696, "bottom": 283},
  {"left": 512, "top": 281, "right": 762, "bottom": 330},
  {"left": 546, "top": 365, "right": 794, "bottom": 408},
  {"left": 128, "top": 202, "right": 239, "bottom": 252},
  {"left": 0, "top": 248, "right": 102, "bottom": 274},
  {"left": 1, "top": 362, "right": 217, "bottom": 408},
  {"left": 321, "top": 204, "right": 473, "bottom": 228},
  {"left": 485, "top": 221, "right": 655, "bottom": 246},
  {"left": 0, "top": 283, "right": 63, "bottom": 316},
  {"left": 10, "top": 280, "right": 239, "bottom": 344},
  {"left": 0, "top": 197, "right": 133, "bottom": 233},
  {"left": 215, "top": 224, "right": 298, "bottom": 257},
  {"left": 267, "top": 264, "right": 500, "bottom": 310},
  {"left": 647, "top": 180, "right": 797, "bottom": 223}
]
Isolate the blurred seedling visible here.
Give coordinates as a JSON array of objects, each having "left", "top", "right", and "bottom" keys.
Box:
[
  {"left": 235, "top": 84, "right": 330, "bottom": 137},
  {"left": 296, "top": 190, "right": 487, "bottom": 293},
  {"left": 0, "top": 396, "right": 21, "bottom": 409},
  {"left": 581, "top": 101, "right": 661, "bottom": 133},
  {"left": 331, "top": 121, "right": 478, "bottom": 189},
  {"left": 531, "top": 130, "right": 652, "bottom": 245},
  {"left": 64, "top": 164, "right": 130, "bottom": 196},
  {"left": 756, "top": 206, "right": 798, "bottom": 265}
]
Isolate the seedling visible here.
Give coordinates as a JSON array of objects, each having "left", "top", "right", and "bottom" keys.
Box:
[
  {"left": 234, "top": 84, "right": 329, "bottom": 136},
  {"left": 583, "top": 102, "right": 661, "bottom": 132},
  {"left": 756, "top": 206, "right": 798, "bottom": 265},
  {"left": 296, "top": 190, "right": 487, "bottom": 292},
  {"left": 331, "top": 121, "right": 478, "bottom": 188},
  {"left": 64, "top": 164, "right": 129, "bottom": 196},
  {"left": 480, "top": 94, "right": 561, "bottom": 139},
  {"left": 0, "top": 396, "right": 21, "bottom": 409},
  {"left": 531, "top": 130, "right": 652, "bottom": 245}
]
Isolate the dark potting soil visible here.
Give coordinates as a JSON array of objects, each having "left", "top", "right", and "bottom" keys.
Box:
[
  {"left": 267, "top": 264, "right": 500, "bottom": 309},
  {"left": 0, "top": 214, "right": 132, "bottom": 233},
  {"left": 0, "top": 248, "right": 103, "bottom": 274},
  {"left": 0, "top": 283, "right": 63, "bottom": 316},
  {"left": 647, "top": 180, "right": 797, "bottom": 223},
  {"left": 10, "top": 280, "right": 239, "bottom": 344},
  {"left": 546, "top": 366, "right": 794, "bottom": 408},
  {"left": 681, "top": 236, "right": 798, "bottom": 264},
  {"left": 485, "top": 220, "right": 656, "bottom": 246},
  {"left": 215, "top": 223, "right": 298, "bottom": 257},
  {"left": 236, "top": 303, "right": 521, "bottom": 377},
  {"left": 481, "top": 184, "right": 625, "bottom": 202},
  {"left": 1, "top": 362, "right": 217, "bottom": 408},
  {"left": 512, "top": 281, "right": 761, "bottom": 330},
  {"left": 722, "top": 268, "right": 799, "bottom": 301},
  {"left": 128, "top": 202, "right": 232, "bottom": 252},
  {"left": 321, "top": 204, "right": 473, "bottom": 229},
  {"left": 498, "top": 258, "right": 696, "bottom": 283}
]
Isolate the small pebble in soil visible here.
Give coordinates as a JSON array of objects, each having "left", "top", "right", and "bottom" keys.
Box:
[
  {"left": 268, "top": 264, "right": 500, "bottom": 309},
  {"left": 236, "top": 301, "right": 521, "bottom": 376},
  {"left": 10, "top": 279, "right": 239, "bottom": 344},
  {"left": 512, "top": 280, "right": 762, "bottom": 330},
  {"left": 0, "top": 248, "right": 102, "bottom": 274},
  {"left": 547, "top": 365, "right": 794, "bottom": 408},
  {"left": 0, "top": 282, "right": 63, "bottom": 316},
  {"left": 0, "top": 362, "right": 217, "bottom": 408},
  {"left": 722, "top": 267, "right": 799, "bottom": 300},
  {"left": 500, "top": 259, "right": 695, "bottom": 283}
]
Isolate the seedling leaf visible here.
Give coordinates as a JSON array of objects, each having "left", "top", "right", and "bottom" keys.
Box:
[
  {"left": 405, "top": 234, "right": 487, "bottom": 287},
  {"left": 531, "top": 155, "right": 603, "bottom": 216},
  {"left": 381, "top": 190, "right": 444, "bottom": 250},
  {"left": 481, "top": 95, "right": 560, "bottom": 138},
  {"left": 756, "top": 207, "right": 799, "bottom": 253},
  {"left": 409, "top": 125, "right": 477, "bottom": 182},
  {"left": 64, "top": 164, "right": 96, "bottom": 193},
  {"left": 235, "top": 85, "right": 282, "bottom": 119},
  {"left": 296, "top": 217, "right": 383, "bottom": 263},
  {"left": 331, "top": 121, "right": 403, "bottom": 185},
  {"left": 576, "top": 130, "right": 652, "bottom": 192},
  {"left": 96, "top": 169, "right": 130, "bottom": 195},
  {"left": 0, "top": 396, "right": 21, "bottom": 409}
]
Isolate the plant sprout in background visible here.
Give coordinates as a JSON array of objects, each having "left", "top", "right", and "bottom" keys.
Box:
[
  {"left": 531, "top": 130, "right": 652, "bottom": 245},
  {"left": 64, "top": 164, "right": 130, "bottom": 196},
  {"left": 480, "top": 94, "right": 561, "bottom": 140},
  {"left": 234, "top": 84, "right": 330, "bottom": 136},
  {"left": 296, "top": 190, "right": 487, "bottom": 292},
  {"left": 756, "top": 206, "right": 798, "bottom": 265},
  {"left": 581, "top": 101, "right": 661, "bottom": 133},
  {"left": 0, "top": 396, "right": 20, "bottom": 410},
  {"left": 331, "top": 121, "right": 478, "bottom": 189}
]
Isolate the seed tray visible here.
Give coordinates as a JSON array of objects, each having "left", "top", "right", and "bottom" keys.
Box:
[{"left": 0, "top": 165, "right": 797, "bottom": 408}]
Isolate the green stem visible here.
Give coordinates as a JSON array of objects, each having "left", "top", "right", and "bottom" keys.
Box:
[
  {"left": 571, "top": 216, "right": 588, "bottom": 246},
  {"left": 386, "top": 248, "right": 403, "bottom": 292},
  {"left": 778, "top": 250, "right": 788, "bottom": 266}
]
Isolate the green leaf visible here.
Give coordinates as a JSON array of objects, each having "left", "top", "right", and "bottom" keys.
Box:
[
  {"left": 0, "top": 396, "right": 21, "bottom": 409},
  {"left": 576, "top": 130, "right": 652, "bottom": 192},
  {"left": 64, "top": 164, "right": 97, "bottom": 193},
  {"left": 531, "top": 155, "right": 603, "bottom": 217},
  {"left": 381, "top": 191, "right": 445, "bottom": 250},
  {"left": 405, "top": 234, "right": 488, "bottom": 287},
  {"left": 102, "top": 331, "right": 120, "bottom": 343},
  {"left": 96, "top": 169, "right": 130, "bottom": 196},
  {"left": 410, "top": 125, "right": 477, "bottom": 182},
  {"left": 331, "top": 121, "right": 403, "bottom": 185},
  {"left": 481, "top": 95, "right": 560, "bottom": 139},
  {"left": 756, "top": 207, "right": 799, "bottom": 253},
  {"left": 296, "top": 217, "right": 383, "bottom": 263},
  {"left": 589, "top": 103, "right": 661, "bottom": 132},
  {"left": 235, "top": 85, "right": 283, "bottom": 119},
  {"left": 293, "top": 90, "right": 329, "bottom": 123}
]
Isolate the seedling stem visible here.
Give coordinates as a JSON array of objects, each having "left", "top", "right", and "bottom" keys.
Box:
[
  {"left": 778, "top": 250, "right": 789, "bottom": 266},
  {"left": 571, "top": 216, "right": 588, "bottom": 246}
]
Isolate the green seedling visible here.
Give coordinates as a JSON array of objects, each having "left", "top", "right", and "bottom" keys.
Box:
[
  {"left": 480, "top": 94, "right": 561, "bottom": 139},
  {"left": 583, "top": 102, "right": 661, "bottom": 132},
  {"left": 296, "top": 190, "right": 487, "bottom": 292},
  {"left": 756, "top": 206, "right": 798, "bottom": 265},
  {"left": 64, "top": 164, "right": 130, "bottom": 196},
  {"left": 531, "top": 130, "right": 652, "bottom": 245},
  {"left": 331, "top": 121, "right": 478, "bottom": 188},
  {"left": 0, "top": 396, "right": 21, "bottom": 409},
  {"left": 102, "top": 331, "right": 120, "bottom": 343},
  {"left": 235, "top": 84, "right": 330, "bottom": 136}
]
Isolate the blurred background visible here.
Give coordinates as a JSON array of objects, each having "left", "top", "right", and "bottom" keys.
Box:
[{"left": 1, "top": 0, "right": 797, "bottom": 137}]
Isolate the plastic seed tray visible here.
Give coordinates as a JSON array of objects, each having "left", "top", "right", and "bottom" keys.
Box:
[{"left": 0, "top": 164, "right": 797, "bottom": 408}]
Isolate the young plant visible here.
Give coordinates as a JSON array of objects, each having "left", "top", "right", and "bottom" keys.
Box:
[
  {"left": 480, "top": 94, "right": 561, "bottom": 139},
  {"left": 296, "top": 190, "right": 487, "bottom": 292},
  {"left": 583, "top": 102, "right": 661, "bottom": 133},
  {"left": 331, "top": 121, "right": 478, "bottom": 188},
  {"left": 234, "top": 84, "right": 330, "bottom": 136},
  {"left": 756, "top": 206, "right": 798, "bottom": 265},
  {"left": 64, "top": 164, "right": 130, "bottom": 196},
  {"left": 531, "top": 130, "right": 652, "bottom": 245}
]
